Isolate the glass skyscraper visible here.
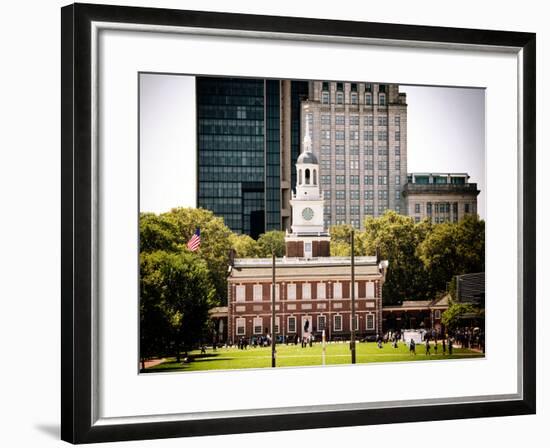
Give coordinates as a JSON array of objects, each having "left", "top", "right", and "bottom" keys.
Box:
[
  {"left": 197, "top": 77, "right": 265, "bottom": 237},
  {"left": 265, "top": 80, "right": 281, "bottom": 232},
  {"left": 197, "top": 77, "right": 308, "bottom": 238}
]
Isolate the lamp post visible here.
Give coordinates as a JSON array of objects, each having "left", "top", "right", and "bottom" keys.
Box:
[
  {"left": 350, "top": 228, "right": 356, "bottom": 364},
  {"left": 271, "top": 251, "right": 276, "bottom": 368}
]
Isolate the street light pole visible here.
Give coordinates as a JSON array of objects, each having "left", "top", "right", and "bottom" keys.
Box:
[
  {"left": 271, "top": 251, "right": 276, "bottom": 368},
  {"left": 350, "top": 228, "right": 356, "bottom": 364}
]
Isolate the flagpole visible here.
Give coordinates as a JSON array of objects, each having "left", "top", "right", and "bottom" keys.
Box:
[
  {"left": 350, "top": 228, "right": 356, "bottom": 364},
  {"left": 271, "top": 250, "right": 276, "bottom": 368}
]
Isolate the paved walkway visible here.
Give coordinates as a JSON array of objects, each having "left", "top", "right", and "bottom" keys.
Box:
[{"left": 143, "top": 358, "right": 165, "bottom": 369}]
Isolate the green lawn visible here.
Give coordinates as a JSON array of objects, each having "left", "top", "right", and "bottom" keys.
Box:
[{"left": 144, "top": 341, "right": 483, "bottom": 373}]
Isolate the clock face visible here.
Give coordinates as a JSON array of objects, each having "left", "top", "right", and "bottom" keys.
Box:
[{"left": 302, "top": 207, "right": 314, "bottom": 221}]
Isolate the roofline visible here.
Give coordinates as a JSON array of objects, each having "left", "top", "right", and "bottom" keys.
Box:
[
  {"left": 233, "top": 256, "right": 382, "bottom": 268},
  {"left": 407, "top": 172, "right": 470, "bottom": 177}
]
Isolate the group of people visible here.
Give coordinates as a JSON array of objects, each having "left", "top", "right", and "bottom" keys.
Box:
[
  {"left": 235, "top": 335, "right": 273, "bottom": 349},
  {"left": 408, "top": 336, "right": 453, "bottom": 356},
  {"left": 453, "top": 327, "right": 485, "bottom": 353},
  {"left": 372, "top": 329, "right": 461, "bottom": 356}
]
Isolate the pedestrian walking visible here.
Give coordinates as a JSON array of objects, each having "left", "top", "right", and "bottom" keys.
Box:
[
  {"left": 409, "top": 339, "right": 416, "bottom": 356},
  {"left": 425, "top": 339, "right": 431, "bottom": 355}
]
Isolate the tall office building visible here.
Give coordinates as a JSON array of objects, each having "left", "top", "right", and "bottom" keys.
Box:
[
  {"left": 197, "top": 77, "right": 308, "bottom": 238},
  {"left": 302, "top": 81, "right": 408, "bottom": 229}
]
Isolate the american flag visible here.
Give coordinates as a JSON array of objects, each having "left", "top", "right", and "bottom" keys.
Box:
[{"left": 186, "top": 228, "right": 201, "bottom": 252}]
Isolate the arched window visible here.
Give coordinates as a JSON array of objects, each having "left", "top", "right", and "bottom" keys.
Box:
[
  {"left": 313, "top": 169, "right": 317, "bottom": 185},
  {"left": 305, "top": 169, "right": 311, "bottom": 185},
  {"left": 298, "top": 169, "right": 302, "bottom": 185}
]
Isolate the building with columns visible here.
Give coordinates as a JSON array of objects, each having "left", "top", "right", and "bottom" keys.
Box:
[
  {"left": 227, "top": 127, "right": 389, "bottom": 343},
  {"left": 403, "top": 172, "right": 480, "bottom": 223}
]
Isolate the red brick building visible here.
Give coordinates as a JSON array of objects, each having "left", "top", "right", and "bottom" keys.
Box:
[
  {"left": 382, "top": 295, "right": 449, "bottom": 333},
  {"left": 227, "top": 126, "right": 389, "bottom": 343},
  {"left": 228, "top": 256, "right": 388, "bottom": 343}
]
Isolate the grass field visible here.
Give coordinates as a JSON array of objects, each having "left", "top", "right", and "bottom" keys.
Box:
[{"left": 144, "top": 341, "right": 483, "bottom": 373}]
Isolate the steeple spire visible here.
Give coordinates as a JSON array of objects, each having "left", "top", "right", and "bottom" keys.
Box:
[{"left": 303, "top": 119, "right": 312, "bottom": 153}]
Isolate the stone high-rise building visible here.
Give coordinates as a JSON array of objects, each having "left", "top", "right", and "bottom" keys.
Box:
[{"left": 301, "top": 81, "right": 408, "bottom": 229}]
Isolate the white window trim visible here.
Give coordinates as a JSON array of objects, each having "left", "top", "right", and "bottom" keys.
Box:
[
  {"left": 253, "top": 317, "right": 263, "bottom": 335},
  {"left": 236, "top": 285, "right": 246, "bottom": 302},
  {"left": 270, "top": 283, "right": 280, "bottom": 300},
  {"left": 435, "top": 310, "right": 442, "bottom": 319},
  {"left": 366, "top": 282, "right": 375, "bottom": 299},
  {"left": 287, "top": 283, "right": 296, "bottom": 300},
  {"left": 350, "top": 314, "right": 359, "bottom": 331},
  {"left": 333, "top": 282, "right": 342, "bottom": 299},
  {"left": 334, "top": 314, "right": 343, "bottom": 332},
  {"left": 317, "top": 315, "right": 326, "bottom": 331},
  {"left": 287, "top": 316, "right": 297, "bottom": 333},
  {"left": 317, "top": 282, "right": 326, "bottom": 299},
  {"left": 302, "top": 283, "right": 311, "bottom": 300},
  {"left": 366, "top": 313, "right": 375, "bottom": 330},
  {"left": 236, "top": 318, "right": 246, "bottom": 336},
  {"left": 253, "top": 284, "right": 263, "bottom": 302},
  {"left": 271, "top": 316, "right": 280, "bottom": 334}
]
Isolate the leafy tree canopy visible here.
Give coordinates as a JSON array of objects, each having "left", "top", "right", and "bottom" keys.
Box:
[
  {"left": 257, "top": 230, "right": 286, "bottom": 257},
  {"left": 140, "top": 250, "right": 215, "bottom": 360},
  {"left": 362, "top": 211, "right": 432, "bottom": 304},
  {"left": 329, "top": 224, "right": 363, "bottom": 256},
  {"left": 441, "top": 302, "right": 478, "bottom": 332},
  {"left": 140, "top": 207, "right": 233, "bottom": 304},
  {"left": 229, "top": 233, "right": 260, "bottom": 258},
  {"left": 417, "top": 214, "right": 485, "bottom": 294}
]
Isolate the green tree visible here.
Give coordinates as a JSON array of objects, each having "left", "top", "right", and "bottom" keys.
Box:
[
  {"left": 257, "top": 230, "right": 286, "bottom": 257},
  {"left": 417, "top": 215, "right": 485, "bottom": 294},
  {"left": 140, "top": 250, "right": 215, "bottom": 364},
  {"left": 143, "top": 207, "right": 234, "bottom": 305},
  {"left": 362, "top": 211, "right": 432, "bottom": 304},
  {"left": 139, "top": 213, "right": 179, "bottom": 253},
  {"left": 441, "top": 302, "right": 477, "bottom": 332},
  {"left": 329, "top": 224, "right": 363, "bottom": 256},
  {"left": 229, "top": 233, "right": 260, "bottom": 258}
]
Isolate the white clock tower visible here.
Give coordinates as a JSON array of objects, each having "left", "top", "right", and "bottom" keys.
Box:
[{"left": 286, "top": 121, "right": 331, "bottom": 259}]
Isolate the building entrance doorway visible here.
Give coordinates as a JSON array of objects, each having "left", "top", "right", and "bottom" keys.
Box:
[{"left": 301, "top": 315, "right": 313, "bottom": 341}]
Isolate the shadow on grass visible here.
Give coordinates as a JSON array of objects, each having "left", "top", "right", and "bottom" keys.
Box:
[
  {"left": 189, "top": 353, "right": 220, "bottom": 360},
  {"left": 142, "top": 352, "right": 237, "bottom": 373}
]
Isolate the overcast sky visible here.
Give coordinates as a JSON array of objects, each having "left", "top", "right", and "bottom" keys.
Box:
[
  {"left": 401, "top": 84, "right": 485, "bottom": 218},
  {"left": 140, "top": 75, "right": 485, "bottom": 219}
]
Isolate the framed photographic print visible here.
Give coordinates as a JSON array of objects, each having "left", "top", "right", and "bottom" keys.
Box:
[{"left": 61, "top": 2, "right": 536, "bottom": 444}]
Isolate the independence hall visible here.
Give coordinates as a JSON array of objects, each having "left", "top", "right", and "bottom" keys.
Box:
[{"left": 227, "top": 125, "right": 389, "bottom": 342}]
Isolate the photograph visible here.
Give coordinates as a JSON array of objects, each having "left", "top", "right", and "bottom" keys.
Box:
[
  {"left": 139, "top": 75, "right": 486, "bottom": 373},
  {"left": 55, "top": 2, "right": 536, "bottom": 444}
]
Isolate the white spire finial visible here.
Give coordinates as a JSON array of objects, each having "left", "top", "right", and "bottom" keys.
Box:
[{"left": 303, "top": 119, "right": 312, "bottom": 152}]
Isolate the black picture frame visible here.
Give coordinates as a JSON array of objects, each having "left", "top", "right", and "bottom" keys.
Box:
[{"left": 61, "top": 2, "right": 536, "bottom": 444}]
